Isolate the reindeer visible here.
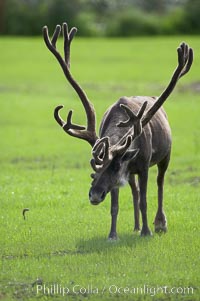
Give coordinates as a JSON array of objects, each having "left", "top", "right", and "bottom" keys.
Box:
[{"left": 43, "top": 23, "right": 193, "bottom": 239}]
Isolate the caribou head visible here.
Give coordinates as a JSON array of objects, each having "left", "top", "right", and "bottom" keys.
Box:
[{"left": 89, "top": 101, "right": 147, "bottom": 205}]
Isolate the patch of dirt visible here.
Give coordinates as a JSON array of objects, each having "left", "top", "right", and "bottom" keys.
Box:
[
  {"left": 178, "top": 81, "right": 200, "bottom": 94},
  {"left": 185, "top": 176, "right": 200, "bottom": 187},
  {"left": 168, "top": 167, "right": 200, "bottom": 186}
]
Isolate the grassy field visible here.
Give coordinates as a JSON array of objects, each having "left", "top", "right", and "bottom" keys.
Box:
[{"left": 0, "top": 35, "right": 200, "bottom": 301}]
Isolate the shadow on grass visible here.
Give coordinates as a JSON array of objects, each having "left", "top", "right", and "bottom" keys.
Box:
[
  {"left": 76, "top": 232, "right": 154, "bottom": 254},
  {"left": 2, "top": 233, "right": 156, "bottom": 261}
]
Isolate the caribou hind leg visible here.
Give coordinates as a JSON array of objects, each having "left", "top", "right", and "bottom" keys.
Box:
[
  {"left": 129, "top": 174, "right": 140, "bottom": 231},
  {"left": 154, "top": 152, "right": 171, "bottom": 233}
]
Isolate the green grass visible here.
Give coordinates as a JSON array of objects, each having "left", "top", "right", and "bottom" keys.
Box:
[{"left": 0, "top": 36, "right": 200, "bottom": 301}]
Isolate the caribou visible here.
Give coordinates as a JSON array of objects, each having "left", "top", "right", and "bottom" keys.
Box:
[{"left": 43, "top": 23, "right": 193, "bottom": 239}]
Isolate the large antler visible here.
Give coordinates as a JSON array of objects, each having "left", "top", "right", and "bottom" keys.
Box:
[
  {"left": 142, "top": 42, "right": 193, "bottom": 126},
  {"left": 43, "top": 23, "right": 98, "bottom": 146}
]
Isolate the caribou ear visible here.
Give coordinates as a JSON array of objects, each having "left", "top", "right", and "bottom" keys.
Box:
[{"left": 121, "top": 149, "right": 140, "bottom": 162}]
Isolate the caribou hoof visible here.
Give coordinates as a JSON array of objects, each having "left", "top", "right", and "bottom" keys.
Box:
[
  {"left": 140, "top": 227, "right": 152, "bottom": 236},
  {"left": 108, "top": 232, "right": 118, "bottom": 241},
  {"left": 134, "top": 225, "right": 140, "bottom": 232},
  {"left": 155, "top": 222, "right": 167, "bottom": 233},
  {"left": 154, "top": 215, "right": 167, "bottom": 233}
]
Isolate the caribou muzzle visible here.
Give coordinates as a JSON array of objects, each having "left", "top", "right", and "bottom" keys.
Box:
[{"left": 89, "top": 187, "right": 107, "bottom": 205}]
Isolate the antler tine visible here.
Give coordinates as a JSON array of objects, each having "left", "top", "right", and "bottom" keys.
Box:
[
  {"left": 103, "top": 137, "right": 110, "bottom": 162},
  {"left": 117, "top": 101, "right": 148, "bottom": 128},
  {"left": 92, "top": 142, "right": 105, "bottom": 165},
  {"left": 112, "top": 135, "right": 133, "bottom": 156},
  {"left": 93, "top": 137, "right": 109, "bottom": 152},
  {"left": 117, "top": 105, "right": 137, "bottom": 128},
  {"left": 43, "top": 23, "right": 98, "bottom": 147},
  {"left": 51, "top": 25, "right": 61, "bottom": 48},
  {"left": 179, "top": 43, "right": 193, "bottom": 78},
  {"left": 137, "top": 101, "right": 148, "bottom": 119},
  {"left": 142, "top": 42, "right": 193, "bottom": 127},
  {"left": 90, "top": 158, "right": 103, "bottom": 173},
  {"left": 91, "top": 137, "right": 113, "bottom": 172},
  {"left": 54, "top": 106, "right": 85, "bottom": 130},
  {"left": 63, "top": 22, "right": 77, "bottom": 68},
  {"left": 54, "top": 105, "right": 65, "bottom": 127},
  {"left": 65, "top": 110, "right": 85, "bottom": 130},
  {"left": 43, "top": 25, "right": 61, "bottom": 61},
  {"left": 116, "top": 101, "right": 148, "bottom": 147},
  {"left": 92, "top": 137, "right": 110, "bottom": 165}
]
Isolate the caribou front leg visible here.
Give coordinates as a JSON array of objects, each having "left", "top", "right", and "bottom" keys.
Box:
[
  {"left": 108, "top": 188, "right": 119, "bottom": 240},
  {"left": 129, "top": 174, "right": 140, "bottom": 231},
  {"left": 138, "top": 170, "right": 152, "bottom": 236}
]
